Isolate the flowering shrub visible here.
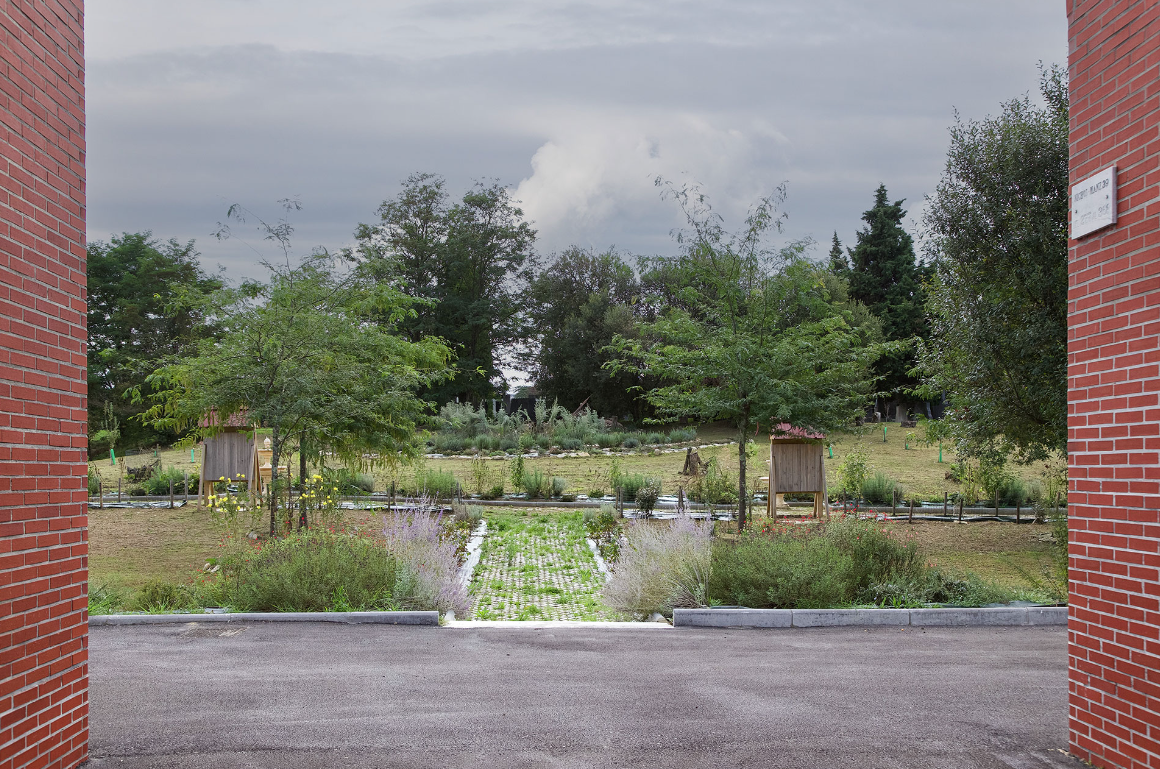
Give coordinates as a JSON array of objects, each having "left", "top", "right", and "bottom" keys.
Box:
[
  {"left": 601, "top": 517, "right": 712, "bottom": 618},
  {"left": 206, "top": 474, "right": 261, "bottom": 537},
  {"left": 381, "top": 498, "right": 472, "bottom": 617},
  {"left": 296, "top": 473, "right": 345, "bottom": 531}
]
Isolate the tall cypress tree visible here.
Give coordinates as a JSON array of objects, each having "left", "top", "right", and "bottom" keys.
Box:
[{"left": 848, "top": 184, "right": 926, "bottom": 399}]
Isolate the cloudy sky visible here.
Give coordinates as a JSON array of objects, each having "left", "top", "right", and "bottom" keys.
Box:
[{"left": 86, "top": 1, "right": 1067, "bottom": 278}]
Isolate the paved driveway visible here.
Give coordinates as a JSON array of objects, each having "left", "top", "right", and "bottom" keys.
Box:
[{"left": 87, "top": 623, "right": 1080, "bottom": 768}]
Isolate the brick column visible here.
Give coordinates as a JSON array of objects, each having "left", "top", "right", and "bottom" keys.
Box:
[
  {"left": 0, "top": 2, "right": 88, "bottom": 769},
  {"left": 1067, "top": 1, "right": 1160, "bottom": 768}
]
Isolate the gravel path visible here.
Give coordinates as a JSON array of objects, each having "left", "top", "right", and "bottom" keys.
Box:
[{"left": 470, "top": 511, "right": 615, "bottom": 620}]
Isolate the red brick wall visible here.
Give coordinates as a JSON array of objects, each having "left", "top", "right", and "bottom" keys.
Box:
[
  {"left": 1068, "top": 1, "right": 1160, "bottom": 767},
  {"left": 0, "top": 2, "right": 88, "bottom": 768}
]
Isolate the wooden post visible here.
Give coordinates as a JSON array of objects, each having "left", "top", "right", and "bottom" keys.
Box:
[
  {"left": 1016, "top": 500, "right": 1021, "bottom": 524},
  {"left": 908, "top": 498, "right": 913, "bottom": 524},
  {"left": 769, "top": 455, "right": 777, "bottom": 522},
  {"left": 183, "top": 473, "right": 189, "bottom": 502},
  {"left": 943, "top": 491, "right": 948, "bottom": 517},
  {"left": 117, "top": 474, "right": 122, "bottom": 503},
  {"left": 958, "top": 497, "right": 963, "bottom": 523},
  {"left": 994, "top": 493, "right": 1000, "bottom": 517},
  {"left": 98, "top": 480, "right": 103, "bottom": 509},
  {"left": 891, "top": 488, "right": 896, "bottom": 517}
]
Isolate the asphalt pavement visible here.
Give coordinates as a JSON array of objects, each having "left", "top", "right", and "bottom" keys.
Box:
[{"left": 86, "top": 623, "right": 1081, "bottom": 769}]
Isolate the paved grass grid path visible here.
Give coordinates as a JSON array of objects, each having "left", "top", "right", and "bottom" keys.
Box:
[{"left": 470, "top": 511, "right": 615, "bottom": 621}]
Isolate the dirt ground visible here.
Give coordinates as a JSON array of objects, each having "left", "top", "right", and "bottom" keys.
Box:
[
  {"left": 88, "top": 502, "right": 221, "bottom": 590},
  {"left": 893, "top": 519, "right": 1062, "bottom": 595}
]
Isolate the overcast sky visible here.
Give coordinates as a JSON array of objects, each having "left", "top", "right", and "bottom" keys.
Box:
[{"left": 85, "top": 1, "right": 1067, "bottom": 278}]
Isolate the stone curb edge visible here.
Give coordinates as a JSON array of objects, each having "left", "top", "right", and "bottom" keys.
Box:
[
  {"left": 672, "top": 606, "right": 1068, "bottom": 629},
  {"left": 89, "top": 611, "right": 440, "bottom": 626}
]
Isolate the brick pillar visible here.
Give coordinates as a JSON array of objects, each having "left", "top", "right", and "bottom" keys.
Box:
[
  {"left": 0, "top": 2, "right": 88, "bottom": 769},
  {"left": 1067, "top": 1, "right": 1160, "bottom": 768}
]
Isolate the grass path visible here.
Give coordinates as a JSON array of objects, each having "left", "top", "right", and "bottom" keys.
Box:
[{"left": 470, "top": 511, "right": 616, "bottom": 621}]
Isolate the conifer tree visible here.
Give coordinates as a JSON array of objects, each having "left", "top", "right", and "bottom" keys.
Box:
[
  {"left": 848, "top": 185, "right": 926, "bottom": 398},
  {"left": 827, "top": 231, "right": 850, "bottom": 278}
]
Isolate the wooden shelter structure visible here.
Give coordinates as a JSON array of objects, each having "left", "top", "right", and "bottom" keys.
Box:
[
  {"left": 760, "top": 423, "right": 828, "bottom": 518},
  {"left": 197, "top": 413, "right": 288, "bottom": 505},
  {"left": 198, "top": 428, "right": 257, "bottom": 505}
]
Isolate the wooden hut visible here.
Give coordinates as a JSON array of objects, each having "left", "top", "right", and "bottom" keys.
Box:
[
  {"left": 761, "top": 423, "right": 827, "bottom": 518},
  {"left": 197, "top": 412, "right": 257, "bottom": 505}
]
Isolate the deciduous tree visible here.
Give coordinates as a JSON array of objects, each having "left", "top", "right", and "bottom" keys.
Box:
[
  {"left": 527, "top": 247, "right": 646, "bottom": 418},
  {"left": 356, "top": 175, "right": 537, "bottom": 404},
  {"left": 610, "top": 182, "right": 885, "bottom": 528},
  {"left": 86, "top": 232, "right": 222, "bottom": 452},
  {"left": 140, "top": 205, "right": 452, "bottom": 534},
  {"left": 918, "top": 66, "right": 1068, "bottom": 462}
]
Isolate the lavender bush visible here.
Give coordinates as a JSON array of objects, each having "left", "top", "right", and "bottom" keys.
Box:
[
  {"left": 602, "top": 517, "right": 712, "bottom": 618},
  {"left": 382, "top": 497, "right": 472, "bottom": 617}
]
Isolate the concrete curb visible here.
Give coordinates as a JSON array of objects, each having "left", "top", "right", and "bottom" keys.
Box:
[
  {"left": 457, "top": 519, "right": 488, "bottom": 587},
  {"left": 586, "top": 537, "right": 611, "bottom": 579},
  {"left": 89, "top": 610, "right": 440, "bottom": 626},
  {"left": 673, "top": 606, "right": 1067, "bottom": 629}
]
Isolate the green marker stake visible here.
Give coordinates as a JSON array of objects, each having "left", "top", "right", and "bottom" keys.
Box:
[
  {"left": 828, "top": 444, "right": 833, "bottom": 459},
  {"left": 191, "top": 448, "right": 196, "bottom": 463},
  {"left": 110, "top": 448, "right": 116, "bottom": 466},
  {"left": 938, "top": 442, "right": 943, "bottom": 463},
  {"left": 883, "top": 425, "right": 887, "bottom": 443}
]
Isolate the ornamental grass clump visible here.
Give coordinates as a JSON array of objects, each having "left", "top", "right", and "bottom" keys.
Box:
[
  {"left": 861, "top": 471, "right": 903, "bottom": 505},
  {"left": 381, "top": 501, "right": 472, "bottom": 617},
  {"left": 602, "top": 517, "right": 712, "bottom": 618}
]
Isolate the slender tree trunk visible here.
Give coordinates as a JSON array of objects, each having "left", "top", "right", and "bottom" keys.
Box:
[
  {"left": 299, "top": 431, "right": 307, "bottom": 490},
  {"left": 738, "top": 418, "right": 749, "bottom": 530},
  {"left": 297, "top": 431, "right": 309, "bottom": 529},
  {"left": 269, "top": 426, "right": 281, "bottom": 537}
]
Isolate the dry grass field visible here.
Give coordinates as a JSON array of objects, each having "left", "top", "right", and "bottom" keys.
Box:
[{"left": 89, "top": 422, "right": 1057, "bottom": 503}]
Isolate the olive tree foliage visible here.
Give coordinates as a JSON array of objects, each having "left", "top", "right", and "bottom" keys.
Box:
[
  {"left": 137, "top": 202, "right": 453, "bottom": 534},
  {"left": 918, "top": 65, "right": 1069, "bottom": 463},
  {"left": 610, "top": 181, "right": 886, "bottom": 529}
]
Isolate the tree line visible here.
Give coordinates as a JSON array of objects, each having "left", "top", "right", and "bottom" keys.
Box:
[{"left": 87, "top": 65, "right": 1068, "bottom": 524}]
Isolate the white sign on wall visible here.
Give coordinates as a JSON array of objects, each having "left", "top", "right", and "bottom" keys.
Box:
[{"left": 1071, "top": 165, "right": 1117, "bottom": 239}]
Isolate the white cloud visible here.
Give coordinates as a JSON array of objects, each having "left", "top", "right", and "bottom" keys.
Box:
[
  {"left": 84, "top": 1, "right": 1067, "bottom": 278},
  {"left": 514, "top": 112, "right": 783, "bottom": 254}
]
